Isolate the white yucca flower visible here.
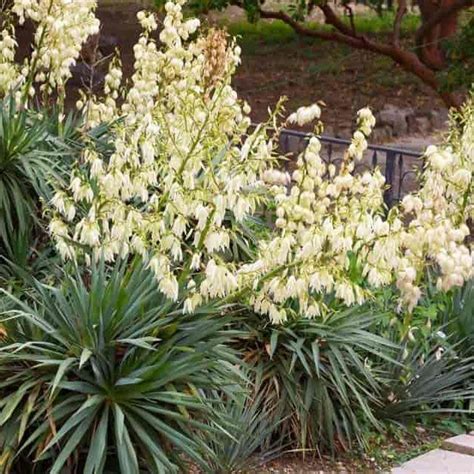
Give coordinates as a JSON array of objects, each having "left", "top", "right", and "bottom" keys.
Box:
[{"left": 36, "top": 0, "right": 473, "bottom": 326}]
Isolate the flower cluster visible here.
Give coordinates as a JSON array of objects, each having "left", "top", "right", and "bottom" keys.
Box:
[
  {"left": 0, "top": 25, "right": 23, "bottom": 96},
  {"left": 395, "top": 100, "right": 474, "bottom": 310},
  {"left": 201, "top": 28, "right": 230, "bottom": 90},
  {"left": 2, "top": 0, "right": 99, "bottom": 101},
  {"left": 50, "top": 1, "right": 280, "bottom": 312},
  {"left": 245, "top": 109, "right": 405, "bottom": 322},
  {"left": 347, "top": 107, "right": 375, "bottom": 161},
  {"left": 43, "top": 0, "right": 472, "bottom": 324},
  {"left": 245, "top": 101, "right": 473, "bottom": 321},
  {"left": 287, "top": 104, "right": 321, "bottom": 127}
]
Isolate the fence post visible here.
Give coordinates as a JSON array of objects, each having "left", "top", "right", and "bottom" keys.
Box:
[{"left": 383, "top": 150, "right": 396, "bottom": 208}]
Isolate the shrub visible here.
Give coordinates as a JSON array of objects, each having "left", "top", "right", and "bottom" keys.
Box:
[
  {"left": 0, "top": 259, "right": 241, "bottom": 473},
  {"left": 0, "top": 0, "right": 472, "bottom": 468},
  {"left": 1, "top": 0, "right": 472, "bottom": 326},
  {"left": 378, "top": 340, "right": 474, "bottom": 423},
  {"left": 203, "top": 386, "right": 285, "bottom": 472},
  {"left": 237, "top": 306, "right": 397, "bottom": 453},
  {"left": 0, "top": 95, "right": 112, "bottom": 286},
  {"left": 0, "top": 96, "right": 66, "bottom": 258},
  {"left": 47, "top": 15, "right": 473, "bottom": 327},
  {"left": 441, "top": 279, "right": 474, "bottom": 354}
]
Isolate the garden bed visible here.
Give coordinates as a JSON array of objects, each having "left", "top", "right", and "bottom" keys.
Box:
[{"left": 1, "top": 1, "right": 472, "bottom": 472}]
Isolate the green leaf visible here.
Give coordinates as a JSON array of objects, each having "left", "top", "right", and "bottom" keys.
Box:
[
  {"left": 114, "top": 415, "right": 139, "bottom": 474},
  {"left": 113, "top": 404, "right": 125, "bottom": 444},
  {"left": 50, "top": 412, "right": 96, "bottom": 474},
  {"left": 41, "top": 397, "right": 102, "bottom": 455},
  {"left": 0, "top": 382, "right": 33, "bottom": 425},
  {"left": 84, "top": 406, "right": 109, "bottom": 474},
  {"left": 269, "top": 331, "right": 279, "bottom": 358},
  {"left": 50, "top": 357, "right": 76, "bottom": 397},
  {"left": 80, "top": 348, "right": 93, "bottom": 369},
  {"left": 117, "top": 337, "right": 160, "bottom": 351},
  {"left": 311, "top": 341, "right": 321, "bottom": 378}
]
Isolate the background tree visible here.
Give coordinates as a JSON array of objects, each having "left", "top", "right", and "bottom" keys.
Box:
[{"left": 174, "top": 0, "right": 473, "bottom": 109}]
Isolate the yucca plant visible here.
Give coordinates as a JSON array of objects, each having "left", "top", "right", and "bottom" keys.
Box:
[
  {"left": 377, "top": 341, "right": 474, "bottom": 422},
  {"left": 443, "top": 279, "right": 474, "bottom": 354},
  {"left": 0, "top": 94, "right": 75, "bottom": 286},
  {"left": 0, "top": 230, "right": 61, "bottom": 287},
  {"left": 0, "top": 258, "right": 241, "bottom": 473},
  {"left": 0, "top": 94, "right": 64, "bottom": 239},
  {"left": 203, "top": 386, "right": 285, "bottom": 473},
  {"left": 237, "top": 307, "right": 398, "bottom": 454}
]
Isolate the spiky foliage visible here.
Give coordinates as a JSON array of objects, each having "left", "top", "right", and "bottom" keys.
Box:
[
  {"left": 445, "top": 279, "right": 474, "bottom": 354},
  {"left": 0, "top": 258, "right": 241, "bottom": 473},
  {"left": 378, "top": 341, "right": 474, "bottom": 422},
  {"left": 0, "top": 93, "right": 116, "bottom": 286},
  {"left": 238, "top": 307, "right": 397, "bottom": 453},
  {"left": 203, "top": 387, "right": 284, "bottom": 472},
  {"left": 0, "top": 95, "right": 59, "bottom": 246}
]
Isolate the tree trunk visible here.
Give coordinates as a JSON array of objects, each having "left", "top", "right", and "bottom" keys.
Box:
[{"left": 416, "top": 0, "right": 462, "bottom": 69}]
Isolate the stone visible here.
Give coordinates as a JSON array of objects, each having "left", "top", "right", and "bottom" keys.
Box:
[
  {"left": 392, "top": 449, "right": 474, "bottom": 473},
  {"left": 376, "top": 104, "right": 411, "bottom": 137},
  {"left": 429, "top": 108, "right": 449, "bottom": 130},
  {"left": 371, "top": 125, "right": 393, "bottom": 144},
  {"left": 442, "top": 434, "right": 474, "bottom": 456},
  {"left": 409, "top": 116, "right": 431, "bottom": 135}
]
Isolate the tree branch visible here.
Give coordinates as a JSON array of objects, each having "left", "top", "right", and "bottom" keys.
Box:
[
  {"left": 256, "top": 6, "right": 461, "bottom": 108},
  {"left": 392, "top": 0, "right": 407, "bottom": 46},
  {"left": 258, "top": 7, "right": 358, "bottom": 44},
  {"left": 415, "top": 0, "right": 473, "bottom": 46},
  {"left": 343, "top": 2, "right": 357, "bottom": 36},
  {"left": 318, "top": 3, "right": 356, "bottom": 37}
]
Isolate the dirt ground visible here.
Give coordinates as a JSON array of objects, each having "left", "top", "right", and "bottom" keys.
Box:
[
  {"left": 230, "top": 35, "right": 442, "bottom": 135},
  {"left": 256, "top": 425, "right": 448, "bottom": 473}
]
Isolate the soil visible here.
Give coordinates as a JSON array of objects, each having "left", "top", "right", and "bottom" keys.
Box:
[
  {"left": 255, "top": 426, "right": 447, "bottom": 473},
  {"left": 231, "top": 38, "right": 442, "bottom": 136},
  {"left": 257, "top": 454, "right": 380, "bottom": 473}
]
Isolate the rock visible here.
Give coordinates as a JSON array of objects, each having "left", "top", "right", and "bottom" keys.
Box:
[
  {"left": 409, "top": 116, "right": 431, "bottom": 135},
  {"left": 376, "top": 104, "right": 412, "bottom": 137},
  {"left": 442, "top": 434, "right": 474, "bottom": 456},
  {"left": 429, "top": 108, "right": 449, "bottom": 130},
  {"left": 392, "top": 449, "right": 474, "bottom": 473},
  {"left": 371, "top": 125, "right": 393, "bottom": 143}
]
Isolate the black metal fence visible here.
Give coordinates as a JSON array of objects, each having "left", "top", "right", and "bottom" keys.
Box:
[{"left": 279, "top": 128, "right": 423, "bottom": 208}]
